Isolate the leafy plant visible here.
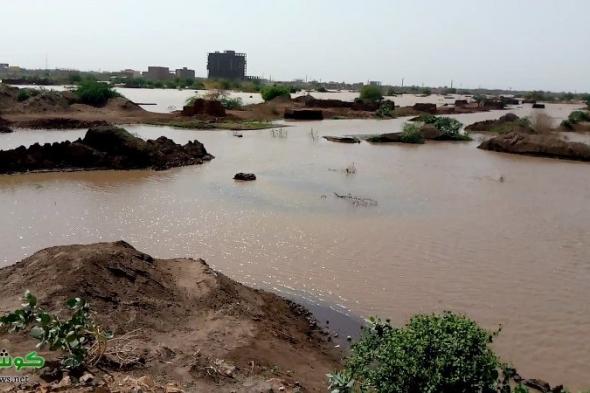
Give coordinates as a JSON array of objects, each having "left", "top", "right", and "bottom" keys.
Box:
[
  {"left": 220, "top": 96, "right": 243, "bottom": 110},
  {"left": 260, "top": 84, "right": 291, "bottom": 101},
  {"left": 561, "top": 120, "right": 574, "bottom": 130},
  {"left": 568, "top": 110, "right": 590, "bottom": 124},
  {"left": 0, "top": 291, "right": 112, "bottom": 369},
  {"left": 376, "top": 100, "right": 395, "bottom": 118},
  {"left": 401, "top": 122, "right": 425, "bottom": 144},
  {"left": 74, "top": 80, "right": 120, "bottom": 106},
  {"left": 334, "top": 311, "right": 501, "bottom": 393},
  {"left": 17, "top": 89, "right": 31, "bottom": 102},
  {"left": 359, "top": 85, "right": 383, "bottom": 102},
  {"left": 327, "top": 371, "right": 355, "bottom": 393}
]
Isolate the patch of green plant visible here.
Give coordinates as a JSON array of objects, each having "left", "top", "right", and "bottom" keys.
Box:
[
  {"left": 219, "top": 96, "right": 243, "bottom": 110},
  {"left": 0, "top": 291, "right": 112, "bottom": 370},
  {"left": 400, "top": 122, "right": 425, "bottom": 144},
  {"left": 411, "top": 114, "right": 437, "bottom": 124},
  {"left": 316, "top": 86, "right": 328, "bottom": 93},
  {"left": 376, "top": 100, "right": 395, "bottom": 118},
  {"left": 359, "top": 85, "right": 383, "bottom": 103},
  {"left": 561, "top": 120, "right": 574, "bottom": 130},
  {"left": 74, "top": 80, "right": 120, "bottom": 106},
  {"left": 17, "top": 89, "right": 32, "bottom": 102},
  {"left": 260, "top": 84, "right": 292, "bottom": 101},
  {"left": 568, "top": 110, "right": 590, "bottom": 124},
  {"left": 331, "top": 311, "right": 501, "bottom": 393},
  {"left": 433, "top": 117, "right": 470, "bottom": 139}
]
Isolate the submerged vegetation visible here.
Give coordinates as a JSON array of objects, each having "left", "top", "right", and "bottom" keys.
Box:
[
  {"left": 400, "top": 122, "right": 425, "bottom": 143},
  {"left": 413, "top": 115, "right": 471, "bottom": 141},
  {"left": 74, "top": 80, "right": 120, "bottom": 106}
]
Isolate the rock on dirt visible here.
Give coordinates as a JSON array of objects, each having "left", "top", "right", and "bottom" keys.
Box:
[
  {"left": 234, "top": 172, "right": 256, "bottom": 181},
  {"left": 284, "top": 108, "right": 324, "bottom": 120},
  {"left": 323, "top": 136, "right": 361, "bottom": 143},
  {"left": 0, "top": 241, "right": 339, "bottom": 392},
  {"left": 0, "top": 125, "right": 214, "bottom": 173},
  {"left": 465, "top": 113, "right": 533, "bottom": 133},
  {"left": 413, "top": 103, "right": 437, "bottom": 114},
  {"left": 478, "top": 131, "right": 590, "bottom": 161}
]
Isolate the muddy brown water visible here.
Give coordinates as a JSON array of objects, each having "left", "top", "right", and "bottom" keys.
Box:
[{"left": 0, "top": 104, "right": 589, "bottom": 388}]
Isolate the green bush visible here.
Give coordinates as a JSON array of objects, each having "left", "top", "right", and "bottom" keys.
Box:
[
  {"left": 220, "top": 96, "right": 243, "bottom": 109},
  {"left": 74, "top": 80, "right": 120, "bottom": 106},
  {"left": 376, "top": 100, "right": 395, "bottom": 118},
  {"left": 400, "top": 122, "right": 425, "bottom": 144},
  {"left": 17, "top": 89, "right": 31, "bottom": 102},
  {"left": 434, "top": 117, "right": 463, "bottom": 135},
  {"left": 561, "top": 120, "right": 574, "bottom": 130},
  {"left": 568, "top": 110, "right": 590, "bottom": 124},
  {"left": 260, "top": 84, "right": 291, "bottom": 101},
  {"left": 359, "top": 85, "right": 383, "bottom": 102},
  {"left": 331, "top": 311, "right": 501, "bottom": 393}
]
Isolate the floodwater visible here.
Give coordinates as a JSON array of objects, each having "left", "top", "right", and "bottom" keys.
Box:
[{"left": 0, "top": 102, "right": 589, "bottom": 388}]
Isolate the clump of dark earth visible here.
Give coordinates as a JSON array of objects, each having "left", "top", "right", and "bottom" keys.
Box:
[
  {"left": 182, "top": 98, "right": 226, "bottom": 117},
  {"left": 234, "top": 172, "right": 256, "bottom": 181},
  {"left": 413, "top": 103, "right": 437, "bottom": 114},
  {"left": 478, "top": 131, "right": 590, "bottom": 162},
  {"left": 0, "top": 116, "right": 12, "bottom": 133},
  {"left": 16, "top": 118, "right": 112, "bottom": 129},
  {"left": 0, "top": 126, "right": 213, "bottom": 174},
  {"left": 532, "top": 103, "right": 546, "bottom": 109},
  {"left": 284, "top": 108, "right": 324, "bottom": 120},
  {"left": 323, "top": 136, "right": 361, "bottom": 143},
  {"left": 465, "top": 113, "right": 534, "bottom": 133}
]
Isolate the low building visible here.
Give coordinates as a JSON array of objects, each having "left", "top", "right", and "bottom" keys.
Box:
[
  {"left": 369, "top": 81, "right": 382, "bottom": 86},
  {"left": 121, "top": 69, "right": 141, "bottom": 78},
  {"left": 144, "top": 66, "right": 171, "bottom": 81},
  {"left": 175, "top": 67, "right": 195, "bottom": 80},
  {"left": 0, "top": 64, "right": 8, "bottom": 71}
]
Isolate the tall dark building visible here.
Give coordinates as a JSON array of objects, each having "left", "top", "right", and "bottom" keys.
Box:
[{"left": 207, "top": 50, "right": 246, "bottom": 80}]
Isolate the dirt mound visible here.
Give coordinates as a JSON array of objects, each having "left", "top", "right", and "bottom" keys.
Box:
[
  {"left": 104, "top": 96, "right": 145, "bottom": 112},
  {"left": 0, "top": 116, "right": 12, "bottom": 133},
  {"left": 0, "top": 241, "right": 339, "bottom": 392},
  {"left": 0, "top": 126, "right": 214, "bottom": 173},
  {"left": 284, "top": 108, "right": 324, "bottom": 120},
  {"left": 182, "top": 98, "right": 226, "bottom": 117},
  {"left": 465, "top": 113, "right": 534, "bottom": 133},
  {"left": 478, "top": 132, "right": 590, "bottom": 161}
]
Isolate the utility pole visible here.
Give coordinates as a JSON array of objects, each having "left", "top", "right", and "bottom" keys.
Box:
[{"left": 401, "top": 77, "right": 404, "bottom": 87}]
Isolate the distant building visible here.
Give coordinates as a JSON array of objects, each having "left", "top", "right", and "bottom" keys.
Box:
[
  {"left": 207, "top": 50, "right": 246, "bottom": 80},
  {"left": 144, "top": 66, "right": 171, "bottom": 81},
  {"left": 175, "top": 67, "right": 195, "bottom": 80},
  {"left": 0, "top": 64, "right": 8, "bottom": 71},
  {"left": 121, "top": 69, "right": 141, "bottom": 78},
  {"left": 369, "top": 81, "right": 382, "bottom": 86}
]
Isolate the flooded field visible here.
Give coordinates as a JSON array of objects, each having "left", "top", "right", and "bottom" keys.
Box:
[{"left": 0, "top": 104, "right": 589, "bottom": 388}]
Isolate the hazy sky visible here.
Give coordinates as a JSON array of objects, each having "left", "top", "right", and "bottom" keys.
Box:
[{"left": 1, "top": 0, "right": 589, "bottom": 92}]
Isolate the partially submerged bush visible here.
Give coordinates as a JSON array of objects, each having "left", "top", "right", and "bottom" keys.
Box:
[
  {"left": 220, "top": 96, "right": 243, "bottom": 110},
  {"left": 414, "top": 115, "right": 470, "bottom": 140},
  {"left": 400, "top": 122, "right": 424, "bottom": 144},
  {"left": 568, "top": 110, "right": 590, "bottom": 124},
  {"left": 17, "top": 89, "right": 31, "bottom": 102},
  {"left": 329, "top": 311, "right": 501, "bottom": 393},
  {"left": 0, "top": 291, "right": 112, "bottom": 369},
  {"left": 75, "top": 80, "right": 120, "bottom": 106},
  {"left": 359, "top": 85, "right": 383, "bottom": 102},
  {"left": 260, "top": 84, "right": 291, "bottom": 101}
]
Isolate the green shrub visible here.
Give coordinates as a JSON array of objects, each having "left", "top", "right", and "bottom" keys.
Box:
[
  {"left": 412, "top": 114, "right": 437, "bottom": 124},
  {"left": 17, "top": 89, "right": 31, "bottom": 102},
  {"left": 220, "top": 96, "right": 243, "bottom": 109},
  {"left": 74, "top": 80, "right": 120, "bottom": 106},
  {"left": 434, "top": 117, "right": 463, "bottom": 136},
  {"left": 0, "top": 291, "right": 112, "bottom": 369},
  {"left": 260, "top": 84, "right": 291, "bottom": 101},
  {"left": 400, "top": 122, "right": 425, "bottom": 144},
  {"left": 359, "top": 85, "right": 383, "bottom": 102},
  {"left": 332, "top": 311, "right": 501, "bottom": 393},
  {"left": 568, "top": 110, "right": 590, "bottom": 124},
  {"left": 376, "top": 100, "right": 395, "bottom": 118}
]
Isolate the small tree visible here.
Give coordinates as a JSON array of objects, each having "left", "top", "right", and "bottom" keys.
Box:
[
  {"left": 74, "top": 80, "right": 120, "bottom": 107},
  {"left": 359, "top": 85, "right": 383, "bottom": 102},
  {"left": 260, "top": 84, "right": 291, "bottom": 101}
]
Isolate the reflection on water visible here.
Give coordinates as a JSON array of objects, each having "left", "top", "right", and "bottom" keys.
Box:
[{"left": 0, "top": 105, "right": 589, "bottom": 388}]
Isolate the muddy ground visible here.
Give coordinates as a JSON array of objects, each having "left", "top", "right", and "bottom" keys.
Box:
[{"left": 0, "top": 241, "right": 342, "bottom": 392}]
